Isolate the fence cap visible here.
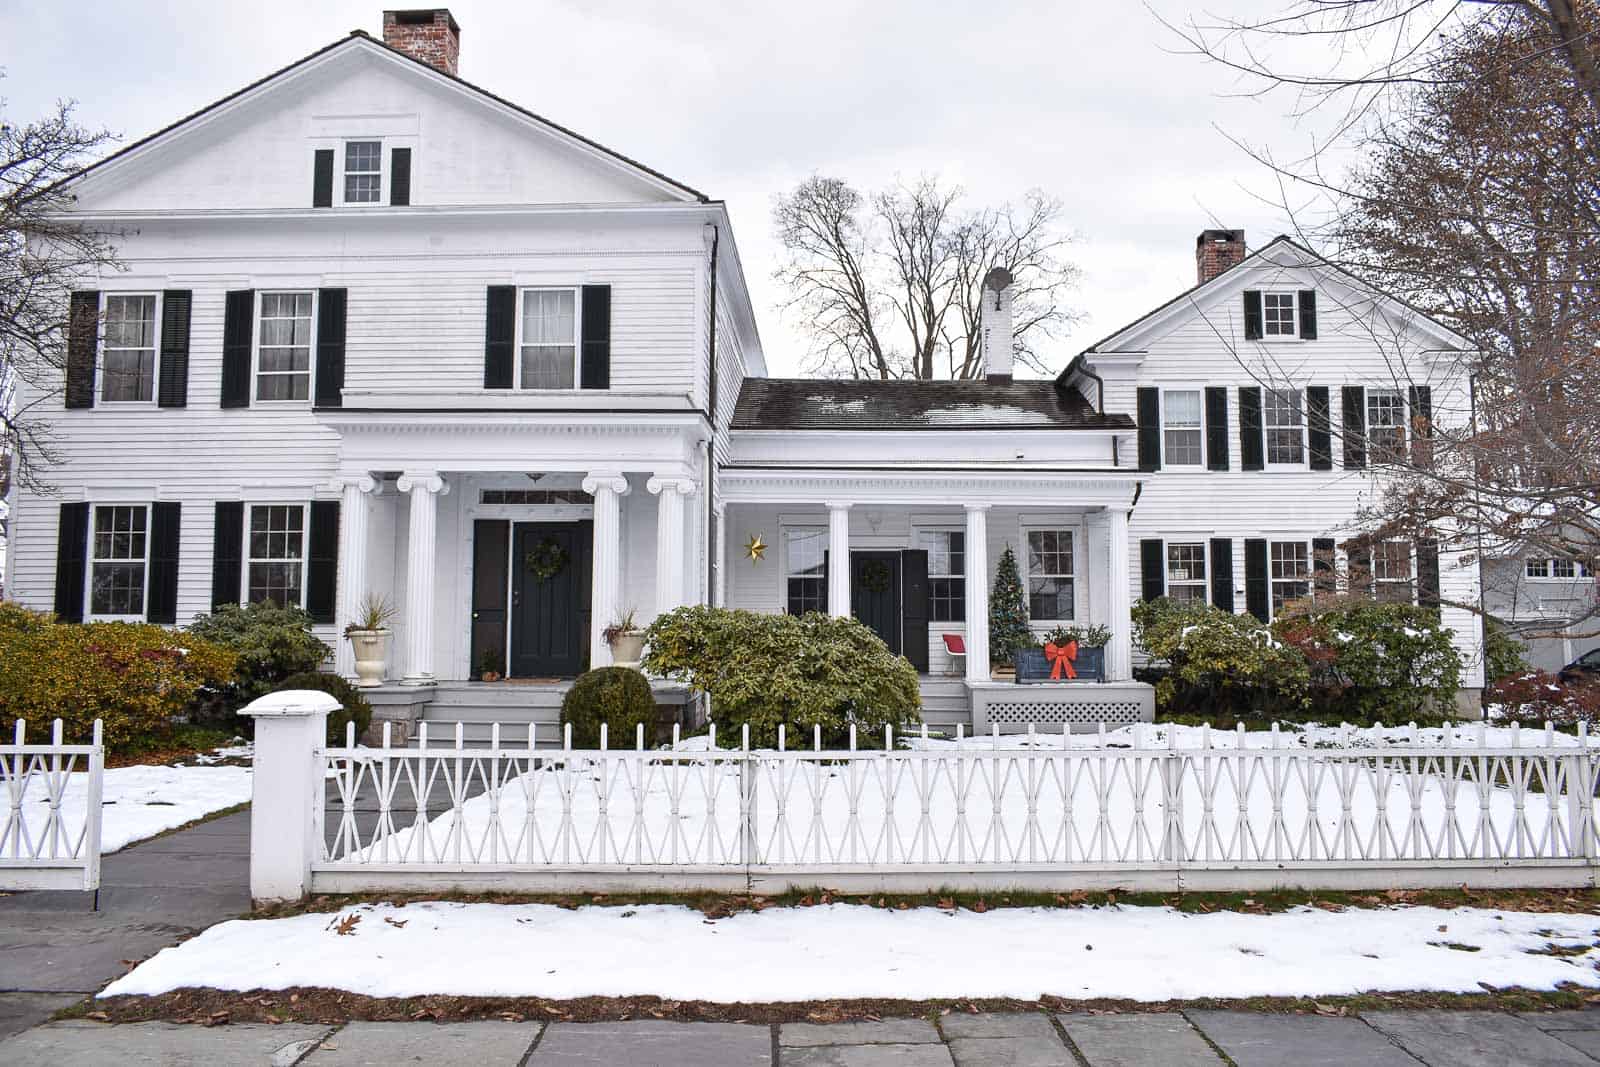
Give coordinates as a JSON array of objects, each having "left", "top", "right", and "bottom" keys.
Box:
[{"left": 241, "top": 690, "right": 341, "bottom": 718}]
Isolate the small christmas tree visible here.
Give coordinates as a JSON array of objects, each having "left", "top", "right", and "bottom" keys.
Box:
[{"left": 988, "top": 544, "right": 1032, "bottom": 665}]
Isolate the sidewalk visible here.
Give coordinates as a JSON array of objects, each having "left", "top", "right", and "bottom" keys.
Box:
[{"left": 5, "top": 1007, "right": 1600, "bottom": 1065}]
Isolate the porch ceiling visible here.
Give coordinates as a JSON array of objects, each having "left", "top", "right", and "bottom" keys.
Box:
[{"left": 717, "top": 467, "right": 1142, "bottom": 507}]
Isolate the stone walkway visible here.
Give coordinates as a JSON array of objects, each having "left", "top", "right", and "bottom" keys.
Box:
[{"left": 6, "top": 1008, "right": 1600, "bottom": 1065}]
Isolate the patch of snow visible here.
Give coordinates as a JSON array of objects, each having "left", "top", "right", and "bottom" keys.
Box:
[{"left": 100, "top": 900, "right": 1600, "bottom": 1002}]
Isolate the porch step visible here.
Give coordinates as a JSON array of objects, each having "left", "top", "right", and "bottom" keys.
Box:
[
  {"left": 425, "top": 683, "right": 569, "bottom": 709},
  {"left": 918, "top": 678, "right": 972, "bottom": 732}
]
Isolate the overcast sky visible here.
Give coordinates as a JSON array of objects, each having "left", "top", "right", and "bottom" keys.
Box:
[{"left": 1, "top": 0, "right": 1327, "bottom": 376}]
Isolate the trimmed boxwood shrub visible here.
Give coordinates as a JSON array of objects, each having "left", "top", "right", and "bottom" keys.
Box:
[
  {"left": 560, "top": 666, "right": 657, "bottom": 749},
  {"left": 272, "top": 671, "right": 374, "bottom": 746},
  {"left": 643, "top": 605, "right": 922, "bottom": 749},
  {"left": 186, "top": 602, "right": 330, "bottom": 716}
]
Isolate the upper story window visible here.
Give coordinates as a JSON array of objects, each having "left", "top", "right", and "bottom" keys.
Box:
[
  {"left": 90, "top": 504, "right": 148, "bottom": 619},
  {"left": 1526, "top": 558, "right": 1591, "bottom": 580},
  {"left": 1367, "top": 389, "right": 1406, "bottom": 462},
  {"left": 1264, "top": 388, "right": 1305, "bottom": 465},
  {"left": 518, "top": 288, "right": 580, "bottom": 389},
  {"left": 1263, "top": 292, "right": 1297, "bottom": 336},
  {"left": 1166, "top": 542, "right": 1208, "bottom": 603},
  {"left": 248, "top": 504, "right": 307, "bottom": 608},
  {"left": 1162, "top": 389, "right": 1203, "bottom": 466},
  {"left": 1270, "top": 540, "right": 1311, "bottom": 616},
  {"left": 344, "top": 140, "right": 382, "bottom": 204},
  {"left": 785, "top": 528, "right": 826, "bottom": 616},
  {"left": 918, "top": 530, "right": 966, "bottom": 622},
  {"left": 1026, "top": 529, "right": 1075, "bottom": 622},
  {"left": 256, "top": 292, "right": 314, "bottom": 402},
  {"left": 101, "top": 294, "right": 158, "bottom": 403}
]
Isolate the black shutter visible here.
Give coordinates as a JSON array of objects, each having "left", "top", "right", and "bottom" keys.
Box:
[
  {"left": 821, "top": 551, "right": 830, "bottom": 614},
  {"left": 306, "top": 500, "right": 340, "bottom": 625},
  {"left": 312, "top": 149, "right": 334, "bottom": 208},
  {"left": 1312, "top": 537, "right": 1337, "bottom": 596},
  {"left": 1307, "top": 386, "right": 1332, "bottom": 471},
  {"left": 1342, "top": 385, "right": 1366, "bottom": 469},
  {"left": 1244, "top": 538, "right": 1269, "bottom": 622},
  {"left": 1238, "top": 387, "right": 1264, "bottom": 471},
  {"left": 1243, "top": 290, "right": 1263, "bottom": 341},
  {"left": 65, "top": 291, "right": 99, "bottom": 409},
  {"left": 1417, "top": 538, "right": 1441, "bottom": 609},
  {"left": 1409, "top": 385, "right": 1433, "bottom": 466},
  {"left": 53, "top": 502, "right": 90, "bottom": 622},
  {"left": 211, "top": 501, "right": 244, "bottom": 608},
  {"left": 1298, "top": 290, "right": 1318, "bottom": 340},
  {"left": 1139, "top": 539, "right": 1165, "bottom": 602},
  {"left": 580, "top": 284, "right": 611, "bottom": 390},
  {"left": 484, "top": 286, "right": 516, "bottom": 389},
  {"left": 389, "top": 147, "right": 411, "bottom": 207},
  {"left": 471, "top": 519, "right": 510, "bottom": 677},
  {"left": 901, "top": 549, "right": 930, "bottom": 673},
  {"left": 147, "top": 502, "right": 181, "bottom": 624},
  {"left": 1346, "top": 539, "right": 1374, "bottom": 597},
  {"left": 157, "top": 290, "right": 192, "bottom": 408},
  {"left": 220, "top": 290, "right": 254, "bottom": 408},
  {"left": 1209, "top": 538, "right": 1234, "bottom": 611},
  {"left": 1136, "top": 387, "right": 1161, "bottom": 472},
  {"left": 1204, "top": 386, "right": 1229, "bottom": 470},
  {"left": 314, "top": 288, "right": 347, "bottom": 408}
]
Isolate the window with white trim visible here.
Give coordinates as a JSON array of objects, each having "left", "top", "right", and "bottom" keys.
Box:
[
  {"left": 247, "top": 504, "right": 307, "bottom": 608},
  {"left": 918, "top": 529, "right": 965, "bottom": 622},
  {"left": 1367, "top": 389, "right": 1406, "bottom": 462},
  {"left": 89, "top": 505, "right": 148, "bottom": 619},
  {"left": 1162, "top": 390, "right": 1203, "bottom": 466},
  {"left": 1263, "top": 292, "right": 1297, "bottom": 336},
  {"left": 256, "top": 292, "right": 314, "bottom": 402},
  {"left": 343, "top": 140, "right": 382, "bottom": 203},
  {"left": 1026, "top": 529, "right": 1075, "bottom": 621},
  {"left": 1264, "top": 388, "right": 1305, "bottom": 465},
  {"left": 1526, "top": 558, "right": 1592, "bottom": 580},
  {"left": 1373, "top": 541, "right": 1414, "bottom": 603},
  {"left": 1166, "top": 542, "right": 1208, "bottom": 603},
  {"left": 516, "top": 288, "right": 580, "bottom": 389},
  {"left": 101, "top": 294, "right": 158, "bottom": 403},
  {"left": 1270, "top": 540, "right": 1311, "bottom": 615},
  {"left": 784, "top": 529, "right": 826, "bottom": 616}
]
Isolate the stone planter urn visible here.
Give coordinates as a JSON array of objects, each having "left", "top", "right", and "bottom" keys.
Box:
[
  {"left": 347, "top": 628, "right": 391, "bottom": 688},
  {"left": 609, "top": 630, "right": 646, "bottom": 668}
]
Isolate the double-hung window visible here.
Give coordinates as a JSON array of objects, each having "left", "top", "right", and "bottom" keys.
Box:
[
  {"left": 343, "top": 140, "right": 382, "bottom": 203},
  {"left": 1026, "top": 529, "right": 1075, "bottom": 621},
  {"left": 1373, "top": 541, "right": 1414, "bottom": 603},
  {"left": 101, "top": 294, "right": 158, "bottom": 403},
  {"left": 784, "top": 529, "right": 826, "bottom": 616},
  {"left": 1166, "top": 542, "right": 1208, "bottom": 603},
  {"left": 256, "top": 292, "right": 314, "bottom": 401},
  {"left": 1367, "top": 389, "right": 1406, "bottom": 462},
  {"left": 1527, "top": 558, "right": 1592, "bottom": 580},
  {"left": 1269, "top": 540, "right": 1311, "bottom": 615},
  {"left": 1162, "top": 390, "right": 1203, "bottom": 466},
  {"left": 89, "top": 504, "right": 148, "bottom": 619},
  {"left": 918, "top": 530, "right": 965, "bottom": 622},
  {"left": 1263, "top": 292, "right": 1297, "bottom": 337},
  {"left": 1264, "top": 388, "right": 1305, "bottom": 465},
  {"left": 247, "top": 504, "right": 307, "bottom": 608},
  {"left": 518, "top": 288, "right": 579, "bottom": 389}
]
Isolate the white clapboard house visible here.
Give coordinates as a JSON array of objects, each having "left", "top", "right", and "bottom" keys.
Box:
[{"left": 2, "top": 10, "right": 1485, "bottom": 740}]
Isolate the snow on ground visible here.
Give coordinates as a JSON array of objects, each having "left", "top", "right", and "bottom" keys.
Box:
[
  {"left": 100, "top": 900, "right": 1600, "bottom": 1002},
  {"left": 12, "top": 756, "right": 252, "bottom": 854}
]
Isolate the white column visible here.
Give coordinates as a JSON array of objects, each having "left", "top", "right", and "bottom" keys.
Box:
[
  {"left": 713, "top": 502, "right": 727, "bottom": 608},
  {"left": 583, "top": 471, "right": 630, "bottom": 667},
  {"left": 964, "top": 504, "right": 991, "bottom": 683},
  {"left": 397, "top": 471, "right": 447, "bottom": 686},
  {"left": 240, "top": 690, "right": 336, "bottom": 903},
  {"left": 331, "top": 475, "right": 377, "bottom": 680},
  {"left": 1106, "top": 505, "right": 1132, "bottom": 681},
  {"left": 827, "top": 502, "right": 852, "bottom": 618},
  {"left": 647, "top": 476, "right": 695, "bottom": 616}
]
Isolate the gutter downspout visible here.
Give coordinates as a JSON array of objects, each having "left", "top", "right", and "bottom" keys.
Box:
[{"left": 705, "top": 222, "right": 721, "bottom": 605}]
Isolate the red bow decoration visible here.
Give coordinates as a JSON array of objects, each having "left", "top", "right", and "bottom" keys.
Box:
[{"left": 1044, "top": 640, "right": 1078, "bottom": 680}]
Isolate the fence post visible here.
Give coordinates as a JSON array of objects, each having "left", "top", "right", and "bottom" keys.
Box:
[{"left": 241, "top": 690, "right": 336, "bottom": 904}]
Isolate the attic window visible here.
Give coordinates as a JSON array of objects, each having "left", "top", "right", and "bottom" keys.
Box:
[
  {"left": 344, "top": 140, "right": 382, "bottom": 203},
  {"left": 1263, "top": 292, "right": 1297, "bottom": 336}
]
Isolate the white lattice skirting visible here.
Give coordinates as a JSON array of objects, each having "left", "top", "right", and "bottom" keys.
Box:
[{"left": 968, "top": 681, "right": 1155, "bottom": 729}]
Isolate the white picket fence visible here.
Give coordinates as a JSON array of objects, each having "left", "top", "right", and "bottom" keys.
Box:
[
  {"left": 0, "top": 719, "right": 104, "bottom": 892},
  {"left": 296, "top": 719, "right": 1600, "bottom": 895}
]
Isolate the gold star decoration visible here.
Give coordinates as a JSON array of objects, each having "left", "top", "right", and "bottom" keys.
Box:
[{"left": 744, "top": 533, "right": 767, "bottom": 563}]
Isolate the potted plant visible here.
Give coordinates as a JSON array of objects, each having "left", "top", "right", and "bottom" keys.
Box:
[
  {"left": 344, "top": 593, "right": 396, "bottom": 688},
  {"left": 603, "top": 608, "right": 646, "bottom": 667},
  {"left": 476, "top": 649, "right": 505, "bottom": 684},
  {"left": 988, "top": 545, "right": 1031, "bottom": 679},
  {"left": 1016, "top": 623, "right": 1112, "bottom": 683}
]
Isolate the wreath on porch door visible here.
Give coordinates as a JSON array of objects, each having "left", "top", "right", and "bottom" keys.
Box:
[
  {"left": 858, "top": 559, "right": 892, "bottom": 595},
  {"left": 526, "top": 538, "right": 570, "bottom": 583}
]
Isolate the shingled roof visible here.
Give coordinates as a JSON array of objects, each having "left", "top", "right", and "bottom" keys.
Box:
[{"left": 730, "top": 378, "right": 1133, "bottom": 431}]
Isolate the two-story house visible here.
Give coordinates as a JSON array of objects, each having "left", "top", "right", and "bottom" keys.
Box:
[{"left": 1, "top": 10, "right": 1484, "bottom": 742}]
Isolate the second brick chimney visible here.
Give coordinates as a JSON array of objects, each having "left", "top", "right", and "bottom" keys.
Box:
[
  {"left": 383, "top": 9, "right": 460, "bottom": 76},
  {"left": 1195, "top": 229, "right": 1246, "bottom": 285}
]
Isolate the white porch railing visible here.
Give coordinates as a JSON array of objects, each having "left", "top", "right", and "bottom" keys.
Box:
[
  {"left": 273, "top": 718, "right": 1600, "bottom": 898},
  {"left": 0, "top": 719, "right": 104, "bottom": 892}
]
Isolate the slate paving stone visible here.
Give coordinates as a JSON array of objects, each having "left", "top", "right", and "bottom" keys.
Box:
[
  {"left": 1520, "top": 1011, "right": 1600, "bottom": 1031},
  {"left": 1365, "top": 1010, "right": 1597, "bottom": 1067},
  {"left": 300, "top": 1020, "right": 544, "bottom": 1064},
  {"left": 783, "top": 1043, "right": 955, "bottom": 1066},
  {"left": 1552, "top": 1029, "right": 1600, "bottom": 1059},
  {"left": 1186, "top": 1011, "right": 1419, "bottom": 1067},
  {"left": 0, "top": 1020, "right": 332, "bottom": 1066},
  {"left": 944, "top": 1036, "right": 1072, "bottom": 1067},
  {"left": 783, "top": 1019, "right": 943, "bottom": 1045},
  {"left": 939, "top": 1012, "right": 1061, "bottom": 1041},
  {"left": 0, "top": 992, "right": 83, "bottom": 1042},
  {"left": 1058, "top": 1012, "right": 1223, "bottom": 1066},
  {"left": 529, "top": 1019, "right": 771, "bottom": 1066}
]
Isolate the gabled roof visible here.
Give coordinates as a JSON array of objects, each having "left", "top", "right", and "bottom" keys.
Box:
[
  {"left": 59, "top": 31, "right": 707, "bottom": 202},
  {"left": 731, "top": 378, "right": 1135, "bottom": 432}
]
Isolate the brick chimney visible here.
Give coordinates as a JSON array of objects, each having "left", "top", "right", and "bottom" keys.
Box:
[
  {"left": 1195, "top": 229, "right": 1246, "bottom": 285},
  {"left": 382, "top": 9, "right": 460, "bottom": 76},
  {"left": 981, "top": 267, "right": 1015, "bottom": 382}
]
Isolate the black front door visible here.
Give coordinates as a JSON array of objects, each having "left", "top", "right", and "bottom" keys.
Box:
[
  {"left": 850, "top": 550, "right": 902, "bottom": 656},
  {"left": 510, "top": 522, "right": 591, "bottom": 678}
]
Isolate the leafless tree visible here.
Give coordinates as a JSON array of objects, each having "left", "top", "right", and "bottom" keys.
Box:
[{"left": 772, "top": 175, "right": 1082, "bottom": 379}]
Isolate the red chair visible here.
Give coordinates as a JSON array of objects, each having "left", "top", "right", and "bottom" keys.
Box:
[{"left": 942, "top": 633, "right": 967, "bottom": 676}]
